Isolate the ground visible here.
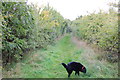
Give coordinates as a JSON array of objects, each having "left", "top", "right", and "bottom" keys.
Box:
[{"left": 3, "top": 34, "right": 118, "bottom": 78}]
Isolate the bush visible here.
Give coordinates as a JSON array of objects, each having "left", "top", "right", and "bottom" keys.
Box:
[
  {"left": 1, "top": 2, "right": 67, "bottom": 66},
  {"left": 72, "top": 10, "right": 118, "bottom": 54}
]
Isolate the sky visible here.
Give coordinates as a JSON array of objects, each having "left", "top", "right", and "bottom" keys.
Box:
[{"left": 27, "top": 0, "right": 118, "bottom": 20}]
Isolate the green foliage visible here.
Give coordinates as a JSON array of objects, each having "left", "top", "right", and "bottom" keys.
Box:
[
  {"left": 72, "top": 10, "right": 118, "bottom": 54},
  {"left": 2, "top": 2, "right": 35, "bottom": 65},
  {"left": 3, "top": 35, "right": 118, "bottom": 78},
  {"left": 2, "top": 1, "right": 118, "bottom": 78},
  {"left": 2, "top": 2, "right": 67, "bottom": 66},
  {"left": 30, "top": 4, "right": 66, "bottom": 48}
]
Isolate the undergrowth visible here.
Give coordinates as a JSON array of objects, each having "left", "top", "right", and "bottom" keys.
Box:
[{"left": 3, "top": 34, "right": 118, "bottom": 78}]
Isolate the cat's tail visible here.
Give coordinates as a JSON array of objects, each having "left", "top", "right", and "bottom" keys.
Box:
[{"left": 61, "top": 63, "right": 68, "bottom": 69}]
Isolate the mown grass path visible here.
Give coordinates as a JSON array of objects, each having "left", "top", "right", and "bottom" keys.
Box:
[{"left": 4, "top": 34, "right": 118, "bottom": 78}]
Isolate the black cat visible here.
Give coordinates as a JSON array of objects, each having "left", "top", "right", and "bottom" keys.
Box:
[{"left": 61, "top": 62, "right": 86, "bottom": 77}]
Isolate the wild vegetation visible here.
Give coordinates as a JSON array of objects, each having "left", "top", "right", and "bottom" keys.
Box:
[
  {"left": 1, "top": 1, "right": 118, "bottom": 78},
  {"left": 3, "top": 35, "right": 118, "bottom": 78},
  {"left": 1, "top": 2, "right": 70, "bottom": 66},
  {"left": 71, "top": 9, "right": 118, "bottom": 62}
]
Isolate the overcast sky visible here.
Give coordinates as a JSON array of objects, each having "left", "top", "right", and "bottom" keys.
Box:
[{"left": 27, "top": 0, "right": 118, "bottom": 20}]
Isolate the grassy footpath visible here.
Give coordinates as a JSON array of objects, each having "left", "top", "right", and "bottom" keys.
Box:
[{"left": 3, "top": 34, "right": 118, "bottom": 78}]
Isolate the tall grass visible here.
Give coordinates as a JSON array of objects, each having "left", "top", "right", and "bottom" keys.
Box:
[{"left": 3, "top": 35, "right": 118, "bottom": 78}]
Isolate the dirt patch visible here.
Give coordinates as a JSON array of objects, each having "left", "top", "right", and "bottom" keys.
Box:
[
  {"left": 71, "top": 36, "right": 98, "bottom": 62},
  {"left": 71, "top": 36, "right": 88, "bottom": 49}
]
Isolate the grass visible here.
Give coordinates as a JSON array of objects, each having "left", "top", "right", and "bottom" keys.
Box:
[{"left": 3, "top": 34, "right": 118, "bottom": 78}]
